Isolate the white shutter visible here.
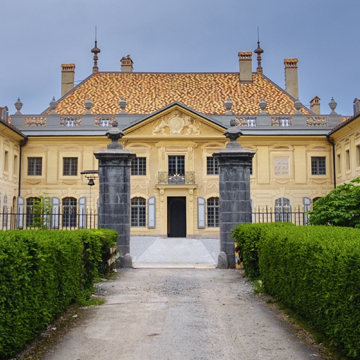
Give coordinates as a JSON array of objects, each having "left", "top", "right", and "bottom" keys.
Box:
[
  {"left": 198, "top": 197, "right": 206, "bottom": 228},
  {"left": 17, "top": 197, "right": 24, "bottom": 229},
  {"left": 51, "top": 197, "right": 60, "bottom": 229},
  {"left": 148, "top": 197, "right": 156, "bottom": 228},
  {"left": 78, "top": 197, "right": 87, "bottom": 228}
]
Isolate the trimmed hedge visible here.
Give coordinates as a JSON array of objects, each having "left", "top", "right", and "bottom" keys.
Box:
[
  {"left": 232, "top": 222, "right": 294, "bottom": 279},
  {"left": 233, "top": 224, "right": 360, "bottom": 358},
  {"left": 0, "top": 229, "right": 117, "bottom": 358}
]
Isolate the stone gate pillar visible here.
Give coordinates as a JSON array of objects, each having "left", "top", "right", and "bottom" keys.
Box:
[
  {"left": 213, "top": 120, "right": 254, "bottom": 269},
  {"left": 94, "top": 120, "right": 135, "bottom": 267}
]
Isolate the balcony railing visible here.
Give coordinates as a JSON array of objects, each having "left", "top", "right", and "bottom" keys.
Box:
[{"left": 157, "top": 171, "right": 196, "bottom": 185}]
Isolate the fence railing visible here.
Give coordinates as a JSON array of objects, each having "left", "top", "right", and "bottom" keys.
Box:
[
  {"left": 252, "top": 206, "right": 309, "bottom": 225},
  {"left": 0, "top": 210, "right": 99, "bottom": 230}
]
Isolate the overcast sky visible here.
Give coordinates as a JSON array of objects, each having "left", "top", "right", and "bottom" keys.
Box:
[{"left": 1, "top": 0, "right": 358, "bottom": 116}]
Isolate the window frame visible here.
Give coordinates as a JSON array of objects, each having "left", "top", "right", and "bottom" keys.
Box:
[
  {"left": 311, "top": 156, "right": 326, "bottom": 175},
  {"left": 131, "top": 197, "right": 146, "bottom": 227},
  {"left": 207, "top": 197, "right": 220, "bottom": 228},
  {"left": 63, "top": 157, "right": 78, "bottom": 176},
  {"left": 206, "top": 157, "right": 219, "bottom": 175},
  {"left": 27, "top": 157, "right": 42, "bottom": 176},
  {"left": 131, "top": 157, "right": 147, "bottom": 176}
]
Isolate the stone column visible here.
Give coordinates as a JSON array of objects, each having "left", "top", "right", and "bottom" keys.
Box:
[
  {"left": 94, "top": 120, "right": 135, "bottom": 267},
  {"left": 213, "top": 119, "right": 254, "bottom": 269}
]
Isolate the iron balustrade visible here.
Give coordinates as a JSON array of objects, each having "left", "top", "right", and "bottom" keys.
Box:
[
  {"left": 0, "top": 207, "right": 99, "bottom": 230},
  {"left": 157, "top": 171, "right": 196, "bottom": 185}
]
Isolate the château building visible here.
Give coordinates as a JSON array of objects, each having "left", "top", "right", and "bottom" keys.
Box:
[{"left": 0, "top": 43, "right": 357, "bottom": 237}]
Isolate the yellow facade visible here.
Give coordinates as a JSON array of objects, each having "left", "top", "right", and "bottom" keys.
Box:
[
  {"left": 19, "top": 105, "right": 335, "bottom": 236},
  {"left": 0, "top": 121, "right": 23, "bottom": 213}
]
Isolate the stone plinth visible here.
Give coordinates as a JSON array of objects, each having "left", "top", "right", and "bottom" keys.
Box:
[
  {"left": 94, "top": 149, "right": 136, "bottom": 258},
  {"left": 94, "top": 120, "right": 135, "bottom": 267},
  {"left": 213, "top": 119, "right": 255, "bottom": 268}
]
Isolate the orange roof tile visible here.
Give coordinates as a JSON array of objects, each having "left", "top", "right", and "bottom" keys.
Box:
[{"left": 51, "top": 72, "right": 311, "bottom": 115}]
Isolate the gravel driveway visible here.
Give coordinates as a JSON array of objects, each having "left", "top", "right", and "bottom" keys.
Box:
[{"left": 43, "top": 269, "right": 322, "bottom": 360}]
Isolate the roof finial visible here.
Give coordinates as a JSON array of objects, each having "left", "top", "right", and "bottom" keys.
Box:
[
  {"left": 91, "top": 25, "right": 101, "bottom": 74},
  {"left": 254, "top": 26, "right": 264, "bottom": 74}
]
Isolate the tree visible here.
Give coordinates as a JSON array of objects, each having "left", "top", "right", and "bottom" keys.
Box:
[
  {"left": 30, "top": 195, "right": 52, "bottom": 229},
  {"left": 307, "top": 177, "right": 360, "bottom": 227}
]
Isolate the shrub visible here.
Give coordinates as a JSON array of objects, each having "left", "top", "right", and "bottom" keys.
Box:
[
  {"left": 232, "top": 222, "right": 294, "bottom": 279},
  {"left": 0, "top": 228, "right": 117, "bottom": 358},
  {"left": 258, "top": 226, "right": 360, "bottom": 358},
  {"left": 307, "top": 177, "right": 360, "bottom": 227}
]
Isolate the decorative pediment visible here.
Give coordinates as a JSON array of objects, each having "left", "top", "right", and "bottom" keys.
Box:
[
  {"left": 123, "top": 103, "right": 225, "bottom": 137},
  {"left": 152, "top": 110, "right": 201, "bottom": 136}
]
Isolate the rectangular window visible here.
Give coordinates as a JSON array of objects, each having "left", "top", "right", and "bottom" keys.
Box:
[
  {"left": 206, "top": 157, "right": 219, "bottom": 175},
  {"left": 131, "top": 157, "right": 146, "bottom": 176},
  {"left": 168, "top": 155, "right": 185, "bottom": 176},
  {"left": 4, "top": 151, "right": 8, "bottom": 172},
  {"left": 249, "top": 162, "right": 253, "bottom": 175},
  {"left": 336, "top": 154, "right": 341, "bottom": 174},
  {"left": 63, "top": 157, "right": 78, "bottom": 176},
  {"left": 357, "top": 145, "right": 360, "bottom": 167},
  {"left": 14, "top": 155, "right": 18, "bottom": 176},
  {"left": 27, "top": 157, "right": 42, "bottom": 176},
  {"left": 311, "top": 157, "right": 326, "bottom": 175},
  {"left": 346, "top": 150, "right": 350, "bottom": 171}
]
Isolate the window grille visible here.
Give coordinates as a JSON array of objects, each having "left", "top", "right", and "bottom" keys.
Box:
[
  {"left": 131, "top": 197, "right": 146, "bottom": 227},
  {"left": 274, "top": 197, "right": 291, "bottom": 222},
  {"left": 26, "top": 197, "right": 40, "bottom": 228},
  {"left": 62, "top": 197, "right": 77, "bottom": 228},
  {"left": 131, "top": 157, "right": 146, "bottom": 175},
  {"left": 168, "top": 156, "right": 185, "bottom": 176},
  {"left": 206, "top": 157, "right": 219, "bottom": 175},
  {"left": 207, "top": 197, "right": 220, "bottom": 227},
  {"left": 311, "top": 157, "right": 326, "bottom": 175},
  {"left": 63, "top": 157, "right": 78, "bottom": 176},
  {"left": 28, "top": 157, "right": 42, "bottom": 176}
]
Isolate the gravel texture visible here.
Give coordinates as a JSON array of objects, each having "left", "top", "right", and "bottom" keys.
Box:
[{"left": 43, "top": 269, "right": 322, "bottom": 360}]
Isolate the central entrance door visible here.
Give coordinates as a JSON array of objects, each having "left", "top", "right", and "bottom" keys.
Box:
[{"left": 167, "top": 197, "right": 186, "bottom": 237}]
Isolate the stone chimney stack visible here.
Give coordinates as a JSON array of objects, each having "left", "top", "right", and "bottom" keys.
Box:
[
  {"left": 238, "top": 52, "right": 253, "bottom": 83},
  {"left": 310, "top": 96, "right": 321, "bottom": 115},
  {"left": 284, "top": 59, "right": 299, "bottom": 99},
  {"left": 61, "top": 64, "right": 75, "bottom": 97},
  {"left": 121, "top": 55, "right": 133, "bottom": 72}
]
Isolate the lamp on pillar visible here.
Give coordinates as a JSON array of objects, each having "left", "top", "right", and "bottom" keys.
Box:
[{"left": 80, "top": 170, "right": 99, "bottom": 226}]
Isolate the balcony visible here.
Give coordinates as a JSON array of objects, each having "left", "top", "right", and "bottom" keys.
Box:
[{"left": 157, "top": 172, "right": 196, "bottom": 185}]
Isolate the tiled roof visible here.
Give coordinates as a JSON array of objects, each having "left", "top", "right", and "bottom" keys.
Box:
[
  {"left": 50, "top": 72, "right": 311, "bottom": 115},
  {"left": 0, "top": 118, "right": 27, "bottom": 139},
  {"left": 328, "top": 114, "right": 359, "bottom": 135}
]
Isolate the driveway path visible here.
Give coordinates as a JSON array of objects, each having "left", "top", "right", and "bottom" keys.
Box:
[{"left": 43, "top": 269, "right": 320, "bottom": 360}]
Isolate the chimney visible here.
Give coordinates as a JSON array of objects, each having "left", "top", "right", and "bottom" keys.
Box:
[
  {"left": 120, "top": 55, "right": 133, "bottom": 72},
  {"left": 310, "top": 96, "right": 321, "bottom": 115},
  {"left": 61, "top": 64, "right": 75, "bottom": 97},
  {"left": 284, "top": 59, "right": 299, "bottom": 99},
  {"left": 238, "top": 52, "right": 253, "bottom": 83},
  {"left": 353, "top": 98, "right": 360, "bottom": 115}
]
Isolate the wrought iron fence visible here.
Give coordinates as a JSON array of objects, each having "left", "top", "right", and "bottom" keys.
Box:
[
  {"left": 157, "top": 171, "right": 196, "bottom": 185},
  {"left": 0, "top": 208, "right": 99, "bottom": 230},
  {"left": 252, "top": 205, "right": 309, "bottom": 225}
]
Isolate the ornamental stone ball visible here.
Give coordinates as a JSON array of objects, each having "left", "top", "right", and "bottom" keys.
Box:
[{"left": 106, "top": 119, "right": 124, "bottom": 149}]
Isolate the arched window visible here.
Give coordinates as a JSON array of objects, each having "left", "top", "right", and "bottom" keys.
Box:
[
  {"left": 131, "top": 197, "right": 146, "bottom": 227},
  {"left": 2, "top": 195, "right": 8, "bottom": 229},
  {"left": 26, "top": 197, "right": 40, "bottom": 228},
  {"left": 207, "top": 197, "right": 219, "bottom": 227},
  {"left": 274, "top": 197, "right": 291, "bottom": 222},
  {"left": 62, "top": 197, "right": 77, "bottom": 228}
]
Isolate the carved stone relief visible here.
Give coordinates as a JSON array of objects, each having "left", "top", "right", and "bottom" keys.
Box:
[
  {"left": 152, "top": 110, "right": 201, "bottom": 135},
  {"left": 274, "top": 157, "right": 289, "bottom": 176}
]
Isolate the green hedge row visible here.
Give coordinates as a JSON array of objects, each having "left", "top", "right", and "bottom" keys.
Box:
[
  {"left": 0, "top": 229, "right": 118, "bottom": 358},
  {"left": 232, "top": 222, "right": 294, "bottom": 279},
  {"left": 232, "top": 224, "right": 360, "bottom": 358}
]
